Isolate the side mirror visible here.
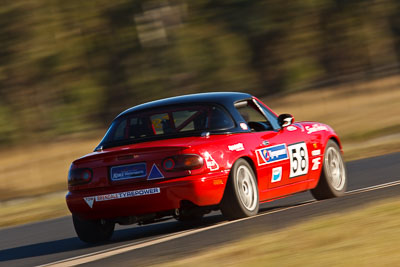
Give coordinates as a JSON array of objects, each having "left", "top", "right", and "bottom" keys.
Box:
[{"left": 278, "top": 114, "right": 294, "bottom": 128}]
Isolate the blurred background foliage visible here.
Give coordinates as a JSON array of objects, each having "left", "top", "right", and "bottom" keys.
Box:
[{"left": 1, "top": 0, "right": 400, "bottom": 146}]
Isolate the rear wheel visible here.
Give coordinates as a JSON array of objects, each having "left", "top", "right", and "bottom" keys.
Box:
[
  {"left": 220, "top": 159, "right": 259, "bottom": 220},
  {"left": 311, "top": 140, "right": 347, "bottom": 200},
  {"left": 72, "top": 215, "right": 115, "bottom": 243}
]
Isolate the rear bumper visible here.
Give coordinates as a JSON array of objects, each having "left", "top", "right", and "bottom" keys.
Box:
[{"left": 66, "top": 171, "right": 228, "bottom": 220}]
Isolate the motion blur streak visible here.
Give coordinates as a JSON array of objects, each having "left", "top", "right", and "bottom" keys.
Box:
[{"left": 1, "top": 0, "right": 400, "bottom": 146}]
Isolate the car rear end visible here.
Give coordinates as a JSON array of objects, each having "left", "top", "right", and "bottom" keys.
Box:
[
  {"left": 66, "top": 141, "right": 228, "bottom": 223},
  {"left": 66, "top": 103, "right": 235, "bottom": 224}
]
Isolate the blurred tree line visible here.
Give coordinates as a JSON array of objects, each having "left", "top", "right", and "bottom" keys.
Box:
[{"left": 0, "top": 0, "right": 400, "bottom": 145}]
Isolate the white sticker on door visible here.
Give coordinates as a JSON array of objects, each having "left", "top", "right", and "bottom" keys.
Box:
[
  {"left": 271, "top": 167, "right": 282, "bottom": 183},
  {"left": 288, "top": 142, "right": 309, "bottom": 178}
]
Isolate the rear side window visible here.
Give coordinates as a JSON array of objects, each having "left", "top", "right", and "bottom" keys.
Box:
[
  {"left": 113, "top": 119, "right": 127, "bottom": 140},
  {"left": 101, "top": 104, "right": 234, "bottom": 146},
  {"left": 237, "top": 103, "right": 266, "bottom": 123}
]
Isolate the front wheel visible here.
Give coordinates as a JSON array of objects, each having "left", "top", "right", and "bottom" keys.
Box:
[
  {"left": 311, "top": 140, "right": 347, "bottom": 200},
  {"left": 220, "top": 159, "right": 259, "bottom": 220},
  {"left": 72, "top": 215, "right": 115, "bottom": 243}
]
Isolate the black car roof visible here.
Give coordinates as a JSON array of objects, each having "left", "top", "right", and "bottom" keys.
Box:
[
  {"left": 116, "top": 92, "right": 253, "bottom": 118},
  {"left": 97, "top": 92, "right": 260, "bottom": 150}
]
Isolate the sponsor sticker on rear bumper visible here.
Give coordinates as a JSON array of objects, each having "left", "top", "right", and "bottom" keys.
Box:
[
  {"left": 83, "top": 187, "right": 161, "bottom": 208},
  {"left": 110, "top": 163, "right": 147, "bottom": 181}
]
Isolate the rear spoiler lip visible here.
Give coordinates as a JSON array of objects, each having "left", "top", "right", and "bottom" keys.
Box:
[
  {"left": 74, "top": 145, "right": 190, "bottom": 164},
  {"left": 97, "top": 129, "right": 236, "bottom": 151}
]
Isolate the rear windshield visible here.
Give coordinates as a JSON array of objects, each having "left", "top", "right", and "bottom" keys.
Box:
[{"left": 98, "top": 104, "right": 235, "bottom": 148}]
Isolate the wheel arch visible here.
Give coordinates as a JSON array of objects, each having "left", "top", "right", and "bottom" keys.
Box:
[
  {"left": 233, "top": 156, "right": 259, "bottom": 185},
  {"left": 222, "top": 155, "right": 259, "bottom": 195},
  {"left": 310, "top": 138, "right": 347, "bottom": 200},
  {"left": 328, "top": 135, "right": 342, "bottom": 150},
  {"left": 219, "top": 156, "right": 260, "bottom": 219}
]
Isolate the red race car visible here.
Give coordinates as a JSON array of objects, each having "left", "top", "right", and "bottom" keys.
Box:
[{"left": 66, "top": 92, "right": 347, "bottom": 243}]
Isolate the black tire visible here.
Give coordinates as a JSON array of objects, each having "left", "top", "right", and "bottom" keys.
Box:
[
  {"left": 220, "top": 159, "right": 259, "bottom": 220},
  {"left": 311, "top": 140, "right": 347, "bottom": 200},
  {"left": 72, "top": 215, "right": 115, "bottom": 244}
]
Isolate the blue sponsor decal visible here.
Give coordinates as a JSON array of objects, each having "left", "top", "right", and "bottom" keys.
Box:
[
  {"left": 256, "top": 144, "right": 288, "bottom": 166},
  {"left": 110, "top": 163, "right": 147, "bottom": 181},
  {"left": 148, "top": 164, "right": 164, "bottom": 180},
  {"left": 271, "top": 167, "right": 282, "bottom": 183}
]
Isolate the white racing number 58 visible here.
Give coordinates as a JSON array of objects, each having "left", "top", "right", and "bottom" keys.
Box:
[{"left": 288, "top": 142, "right": 309, "bottom": 178}]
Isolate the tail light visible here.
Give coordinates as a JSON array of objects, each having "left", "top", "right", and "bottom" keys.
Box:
[
  {"left": 68, "top": 167, "right": 93, "bottom": 186},
  {"left": 162, "top": 154, "right": 203, "bottom": 171}
]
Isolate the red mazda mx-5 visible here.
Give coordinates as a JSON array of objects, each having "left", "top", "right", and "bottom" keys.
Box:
[{"left": 66, "top": 92, "right": 347, "bottom": 243}]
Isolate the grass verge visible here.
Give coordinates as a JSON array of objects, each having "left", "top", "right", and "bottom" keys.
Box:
[
  {"left": 0, "top": 192, "right": 69, "bottom": 228},
  {"left": 155, "top": 197, "right": 400, "bottom": 267},
  {"left": 343, "top": 136, "right": 400, "bottom": 161}
]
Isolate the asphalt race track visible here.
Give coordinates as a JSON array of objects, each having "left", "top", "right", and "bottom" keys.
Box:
[{"left": 1, "top": 152, "right": 400, "bottom": 267}]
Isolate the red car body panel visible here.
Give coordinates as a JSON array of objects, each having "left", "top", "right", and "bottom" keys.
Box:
[{"left": 66, "top": 93, "right": 342, "bottom": 221}]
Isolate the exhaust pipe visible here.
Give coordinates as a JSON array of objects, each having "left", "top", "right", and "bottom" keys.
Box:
[{"left": 174, "top": 208, "right": 180, "bottom": 216}]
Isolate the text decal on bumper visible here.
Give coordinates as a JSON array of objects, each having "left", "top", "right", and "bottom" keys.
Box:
[{"left": 83, "top": 187, "right": 160, "bottom": 208}]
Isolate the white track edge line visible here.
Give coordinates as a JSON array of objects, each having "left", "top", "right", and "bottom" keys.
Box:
[
  {"left": 346, "top": 180, "right": 400, "bottom": 194},
  {"left": 38, "top": 202, "right": 316, "bottom": 267},
  {"left": 39, "top": 179, "right": 400, "bottom": 267}
]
